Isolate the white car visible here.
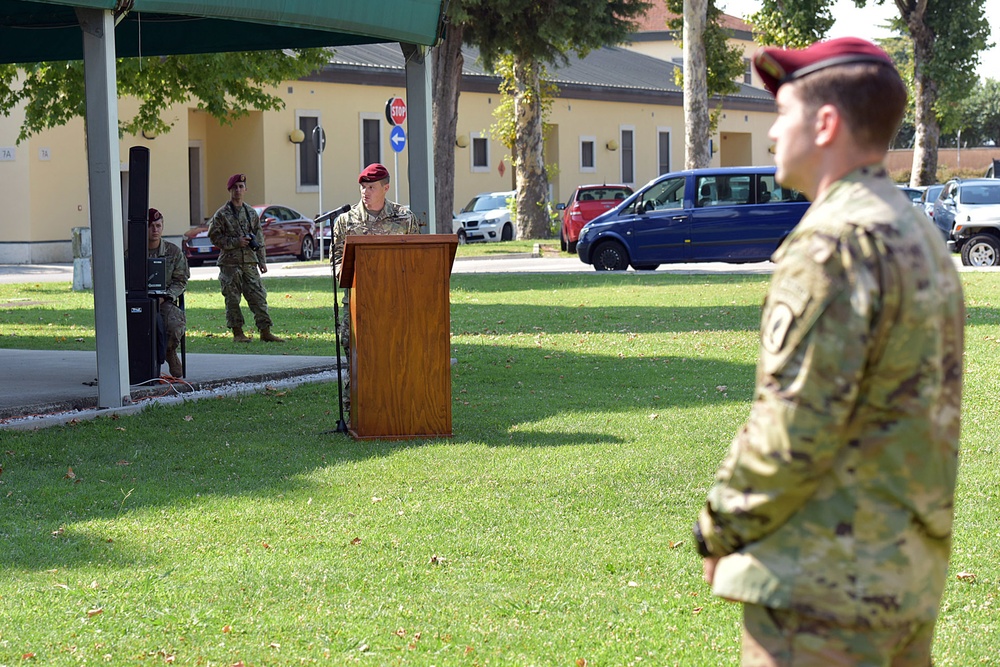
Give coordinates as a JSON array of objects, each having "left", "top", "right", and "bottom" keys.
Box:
[{"left": 452, "top": 191, "right": 516, "bottom": 244}]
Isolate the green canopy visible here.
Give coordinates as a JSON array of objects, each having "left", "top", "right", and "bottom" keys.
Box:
[{"left": 0, "top": 0, "right": 445, "bottom": 63}]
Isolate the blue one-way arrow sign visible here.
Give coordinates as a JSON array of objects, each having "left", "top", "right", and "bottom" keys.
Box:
[{"left": 390, "top": 125, "right": 406, "bottom": 153}]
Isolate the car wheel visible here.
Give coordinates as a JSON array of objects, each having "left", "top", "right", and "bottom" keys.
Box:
[
  {"left": 456, "top": 229, "right": 467, "bottom": 245},
  {"left": 961, "top": 234, "right": 1000, "bottom": 267},
  {"left": 632, "top": 264, "right": 659, "bottom": 271},
  {"left": 560, "top": 230, "right": 568, "bottom": 252},
  {"left": 501, "top": 223, "right": 514, "bottom": 241},
  {"left": 567, "top": 240, "right": 577, "bottom": 254},
  {"left": 592, "top": 240, "right": 629, "bottom": 271},
  {"left": 298, "top": 235, "right": 316, "bottom": 261}
]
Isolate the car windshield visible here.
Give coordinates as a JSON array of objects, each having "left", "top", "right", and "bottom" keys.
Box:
[
  {"left": 960, "top": 184, "right": 1000, "bottom": 205},
  {"left": 577, "top": 187, "right": 632, "bottom": 202},
  {"left": 924, "top": 185, "right": 944, "bottom": 202},
  {"left": 462, "top": 195, "right": 509, "bottom": 213}
]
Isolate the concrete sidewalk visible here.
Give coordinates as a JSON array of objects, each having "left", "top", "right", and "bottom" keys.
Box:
[{"left": 0, "top": 348, "right": 341, "bottom": 429}]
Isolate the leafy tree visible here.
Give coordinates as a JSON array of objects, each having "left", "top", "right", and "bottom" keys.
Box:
[
  {"left": 458, "top": 0, "right": 652, "bottom": 240},
  {"left": 750, "top": 0, "right": 991, "bottom": 186},
  {"left": 665, "top": 0, "right": 746, "bottom": 168},
  {"left": 0, "top": 49, "right": 331, "bottom": 143}
]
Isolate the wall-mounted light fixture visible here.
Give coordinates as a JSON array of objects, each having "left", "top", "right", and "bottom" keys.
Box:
[
  {"left": 606, "top": 139, "right": 619, "bottom": 151},
  {"left": 455, "top": 135, "right": 469, "bottom": 148},
  {"left": 141, "top": 129, "right": 157, "bottom": 140},
  {"left": 289, "top": 128, "right": 305, "bottom": 144}
]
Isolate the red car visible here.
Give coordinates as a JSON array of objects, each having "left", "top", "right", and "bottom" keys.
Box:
[
  {"left": 559, "top": 184, "right": 633, "bottom": 253},
  {"left": 182, "top": 204, "right": 318, "bottom": 266}
]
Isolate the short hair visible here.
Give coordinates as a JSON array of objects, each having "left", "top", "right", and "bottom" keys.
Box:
[{"left": 792, "top": 62, "right": 907, "bottom": 150}]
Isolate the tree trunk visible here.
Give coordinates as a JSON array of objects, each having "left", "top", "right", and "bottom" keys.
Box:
[
  {"left": 512, "top": 55, "right": 550, "bottom": 240},
  {"left": 431, "top": 23, "right": 464, "bottom": 232},
  {"left": 908, "top": 21, "right": 939, "bottom": 186},
  {"left": 683, "top": 0, "right": 711, "bottom": 169}
]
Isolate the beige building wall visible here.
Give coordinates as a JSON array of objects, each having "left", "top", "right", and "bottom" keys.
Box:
[{"left": 1, "top": 69, "right": 778, "bottom": 263}]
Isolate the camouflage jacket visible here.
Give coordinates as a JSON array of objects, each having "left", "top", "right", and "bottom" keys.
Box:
[
  {"left": 207, "top": 201, "right": 266, "bottom": 267},
  {"left": 148, "top": 240, "right": 189, "bottom": 302},
  {"left": 697, "top": 165, "right": 964, "bottom": 626},
  {"left": 331, "top": 199, "right": 419, "bottom": 293}
]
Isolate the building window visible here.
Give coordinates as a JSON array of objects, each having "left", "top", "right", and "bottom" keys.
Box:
[
  {"left": 620, "top": 126, "right": 635, "bottom": 185},
  {"left": 580, "top": 136, "right": 596, "bottom": 172},
  {"left": 657, "top": 129, "right": 671, "bottom": 176},
  {"left": 296, "top": 112, "right": 319, "bottom": 191},
  {"left": 360, "top": 114, "right": 381, "bottom": 168},
  {"left": 471, "top": 132, "right": 489, "bottom": 173},
  {"left": 744, "top": 58, "right": 752, "bottom": 85}
]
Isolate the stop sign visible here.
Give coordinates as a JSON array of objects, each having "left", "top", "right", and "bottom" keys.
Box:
[{"left": 385, "top": 97, "right": 407, "bottom": 126}]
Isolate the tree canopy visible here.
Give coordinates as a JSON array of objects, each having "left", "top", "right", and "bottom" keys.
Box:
[{"left": 0, "top": 49, "right": 331, "bottom": 143}]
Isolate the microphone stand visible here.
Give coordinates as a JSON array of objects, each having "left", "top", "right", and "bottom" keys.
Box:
[{"left": 315, "top": 204, "right": 353, "bottom": 435}]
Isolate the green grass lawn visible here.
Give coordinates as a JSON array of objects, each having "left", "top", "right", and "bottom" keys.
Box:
[{"left": 1, "top": 271, "right": 998, "bottom": 665}]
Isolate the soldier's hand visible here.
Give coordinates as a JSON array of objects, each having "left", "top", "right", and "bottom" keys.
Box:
[
  {"left": 238, "top": 236, "right": 250, "bottom": 248},
  {"left": 703, "top": 556, "right": 720, "bottom": 585},
  {"left": 259, "top": 263, "right": 268, "bottom": 274}
]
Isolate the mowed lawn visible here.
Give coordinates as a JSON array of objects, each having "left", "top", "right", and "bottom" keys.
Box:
[{"left": 0, "top": 270, "right": 998, "bottom": 665}]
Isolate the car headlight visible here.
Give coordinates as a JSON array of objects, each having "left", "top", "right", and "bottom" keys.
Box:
[{"left": 578, "top": 227, "right": 589, "bottom": 242}]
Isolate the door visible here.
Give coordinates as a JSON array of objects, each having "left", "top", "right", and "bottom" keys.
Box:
[{"left": 628, "top": 175, "right": 690, "bottom": 264}]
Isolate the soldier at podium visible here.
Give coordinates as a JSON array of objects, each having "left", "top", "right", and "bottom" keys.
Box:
[{"left": 331, "top": 163, "right": 421, "bottom": 419}]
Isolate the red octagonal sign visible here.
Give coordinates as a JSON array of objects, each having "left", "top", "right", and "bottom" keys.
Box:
[{"left": 386, "top": 97, "right": 407, "bottom": 126}]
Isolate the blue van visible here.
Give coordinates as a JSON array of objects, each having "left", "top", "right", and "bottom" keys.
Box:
[{"left": 576, "top": 166, "right": 810, "bottom": 270}]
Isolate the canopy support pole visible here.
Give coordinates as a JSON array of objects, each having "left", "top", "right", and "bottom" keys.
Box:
[
  {"left": 401, "top": 43, "right": 436, "bottom": 233},
  {"left": 78, "top": 8, "right": 130, "bottom": 408}
]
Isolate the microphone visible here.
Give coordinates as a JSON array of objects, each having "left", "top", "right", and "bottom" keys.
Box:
[{"left": 314, "top": 203, "right": 352, "bottom": 224}]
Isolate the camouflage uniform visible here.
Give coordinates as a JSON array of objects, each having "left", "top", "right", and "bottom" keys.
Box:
[
  {"left": 331, "top": 199, "right": 420, "bottom": 415},
  {"left": 695, "top": 166, "right": 964, "bottom": 661},
  {"left": 148, "top": 239, "right": 189, "bottom": 350},
  {"left": 208, "top": 201, "right": 273, "bottom": 331}
]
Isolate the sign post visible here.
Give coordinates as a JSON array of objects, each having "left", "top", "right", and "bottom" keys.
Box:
[
  {"left": 385, "top": 97, "right": 407, "bottom": 201},
  {"left": 312, "top": 124, "right": 327, "bottom": 258}
]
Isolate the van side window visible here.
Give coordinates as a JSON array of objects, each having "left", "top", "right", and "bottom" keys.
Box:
[
  {"left": 761, "top": 174, "right": 807, "bottom": 203},
  {"left": 636, "top": 177, "right": 686, "bottom": 213},
  {"left": 697, "top": 175, "right": 752, "bottom": 207}
]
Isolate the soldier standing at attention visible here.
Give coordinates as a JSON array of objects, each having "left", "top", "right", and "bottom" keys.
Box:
[
  {"left": 208, "top": 173, "right": 284, "bottom": 343},
  {"left": 147, "top": 208, "right": 189, "bottom": 377},
  {"left": 693, "top": 38, "right": 964, "bottom": 665},
  {"left": 331, "top": 163, "right": 420, "bottom": 419}
]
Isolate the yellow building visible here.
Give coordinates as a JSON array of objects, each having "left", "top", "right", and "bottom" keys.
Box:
[{"left": 0, "top": 17, "right": 776, "bottom": 264}]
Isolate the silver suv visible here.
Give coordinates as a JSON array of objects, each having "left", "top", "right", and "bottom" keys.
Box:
[{"left": 936, "top": 178, "right": 1000, "bottom": 266}]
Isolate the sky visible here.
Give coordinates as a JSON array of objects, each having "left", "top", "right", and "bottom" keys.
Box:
[{"left": 718, "top": 0, "right": 999, "bottom": 79}]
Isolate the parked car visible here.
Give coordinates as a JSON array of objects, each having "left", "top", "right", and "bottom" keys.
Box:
[
  {"left": 935, "top": 179, "right": 1000, "bottom": 266},
  {"left": 897, "top": 184, "right": 925, "bottom": 205},
  {"left": 182, "top": 205, "right": 318, "bottom": 266},
  {"left": 452, "top": 191, "right": 515, "bottom": 243},
  {"left": 575, "top": 166, "right": 809, "bottom": 271},
  {"left": 558, "top": 184, "right": 633, "bottom": 253},
  {"left": 920, "top": 184, "right": 945, "bottom": 219}
]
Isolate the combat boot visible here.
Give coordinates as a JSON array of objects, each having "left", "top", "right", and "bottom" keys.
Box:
[
  {"left": 166, "top": 340, "right": 183, "bottom": 377},
  {"left": 260, "top": 328, "right": 285, "bottom": 343},
  {"left": 232, "top": 327, "right": 252, "bottom": 343}
]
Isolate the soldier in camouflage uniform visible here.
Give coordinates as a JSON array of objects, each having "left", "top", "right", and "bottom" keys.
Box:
[
  {"left": 693, "top": 38, "right": 964, "bottom": 666},
  {"left": 208, "top": 173, "right": 284, "bottom": 343},
  {"left": 146, "top": 208, "right": 189, "bottom": 377},
  {"left": 331, "top": 163, "right": 420, "bottom": 420}
]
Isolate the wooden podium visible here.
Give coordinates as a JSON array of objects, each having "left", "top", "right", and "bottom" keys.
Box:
[{"left": 340, "top": 234, "right": 457, "bottom": 439}]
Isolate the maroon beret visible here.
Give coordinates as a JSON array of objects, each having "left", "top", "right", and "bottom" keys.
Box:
[
  {"left": 753, "top": 37, "right": 894, "bottom": 96},
  {"left": 358, "top": 163, "right": 390, "bottom": 184},
  {"left": 226, "top": 173, "right": 246, "bottom": 190},
  {"left": 148, "top": 208, "right": 163, "bottom": 223}
]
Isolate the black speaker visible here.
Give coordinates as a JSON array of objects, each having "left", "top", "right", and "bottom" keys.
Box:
[
  {"left": 127, "top": 297, "right": 159, "bottom": 384},
  {"left": 126, "top": 146, "right": 151, "bottom": 295}
]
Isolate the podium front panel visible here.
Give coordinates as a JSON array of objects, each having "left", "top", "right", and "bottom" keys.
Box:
[{"left": 347, "top": 236, "right": 454, "bottom": 439}]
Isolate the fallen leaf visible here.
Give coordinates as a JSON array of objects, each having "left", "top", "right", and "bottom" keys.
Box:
[
  {"left": 669, "top": 540, "right": 685, "bottom": 549},
  {"left": 692, "top": 607, "right": 703, "bottom": 614},
  {"left": 22, "top": 653, "right": 36, "bottom": 660},
  {"left": 269, "top": 642, "right": 281, "bottom": 649},
  {"left": 371, "top": 496, "right": 382, "bottom": 503},
  {"left": 650, "top": 413, "right": 659, "bottom": 420},
  {"left": 115, "top": 427, "right": 126, "bottom": 432},
  {"left": 576, "top": 659, "right": 587, "bottom": 667},
  {"left": 262, "top": 542, "right": 271, "bottom": 549},
  {"left": 223, "top": 625, "right": 232, "bottom": 634},
  {"left": 956, "top": 571, "right": 976, "bottom": 582},
  {"left": 51, "top": 527, "right": 65, "bottom": 537},
  {"left": 716, "top": 385, "right": 728, "bottom": 392},
  {"left": 627, "top": 581, "right": 638, "bottom": 587},
  {"left": 117, "top": 460, "right": 130, "bottom": 466},
  {"left": 184, "top": 415, "right": 193, "bottom": 422},
  {"left": 394, "top": 628, "right": 406, "bottom": 637},
  {"left": 350, "top": 537, "right": 361, "bottom": 545},
  {"left": 64, "top": 467, "right": 76, "bottom": 480},
  {"left": 87, "top": 608, "right": 103, "bottom": 617}
]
